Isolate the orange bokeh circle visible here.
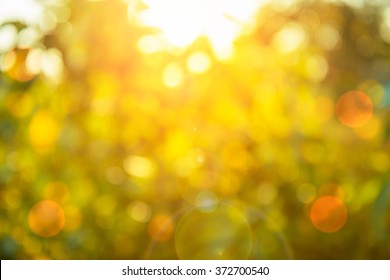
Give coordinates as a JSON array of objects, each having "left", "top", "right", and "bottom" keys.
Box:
[
  {"left": 335, "top": 91, "right": 373, "bottom": 128},
  {"left": 310, "top": 196, "right": 348, "bottom": 233},
  {"left": 148, "top": 215, "right": 174, "bottom": 242},
  {"left": 28, "top": 200, "right": 65, "bottom": 237}
]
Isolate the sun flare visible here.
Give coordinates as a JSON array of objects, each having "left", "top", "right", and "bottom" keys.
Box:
[{"left": 128, "top": 0, "right": 266, "bottom": 58}]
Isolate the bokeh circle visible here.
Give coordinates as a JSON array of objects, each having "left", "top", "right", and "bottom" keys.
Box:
[
  {"left": 28, "top": 200, "right": 65, "bottom": 237},
  {"left": 310, "top": 196, "right": 348, "bottom": 233},
  {"left": 174, "top": 204, "right": 253, "bottom": 259},
  {"left": 335, "top": 91, "right": 373, "bottom": 128}
]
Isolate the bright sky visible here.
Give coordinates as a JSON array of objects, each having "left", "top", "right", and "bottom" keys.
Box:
[
  {"left": 131, "top": 0, "right": 270, "bottom": 57},
  {"left": 1, "top": 0, "right": 389, "bottom": 52},
  {"left": 0, "top": 0, "right": 44, "bottom": 25}
]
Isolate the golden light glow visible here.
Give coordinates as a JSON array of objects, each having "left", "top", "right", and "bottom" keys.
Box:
[
  {"left": 132, "top": 0, "right": 265, "bottom": 55},
  {"left": 174, "top": 148, "right": 205, "bottom": 177},
  {"left": 123, "top": 155, "right": 155, "bottom": 178},
  {"left": 273, "top": 23, "right": 306, "bottom": 53},
  {"left": 137, "top": 34, "right": 166, "bottom": 54},
  {"left": 0, "top": 50, "right": 16, "bottom": 71},
  {"left": 28, "top": 110, "right": 60, "bottom": 153},
  {"left": 3, "top": 0, "right": 389, "bottom": 260},
  {"left": 28, "top": 200, "right": 65, "bottom": 237},
  {"left": 0, "top": 24, "right": 17, "bottom": 52},
  {"left": 26, "top": 48, "right": 44, "bottom": 75},
  {"left": 186, "top": 51, "right": 211, "bottom": 74},
  {"left": 305, "top": 55, "right": 328, "bottom": 82},
  {"left": 3, "top": 49, "right": 36, "bottom": 81},
  {"left": 162, "top": 63, "right": 183, "bottom": 88},
  {"left": 40, "top": 48, "right": 64, "bottom": 83},
  {"left": 315, "top": 24, "right": 340, "bottom": 50},
  {"left": 128, "top": 201, "right": 152, "bottom": 223},
  {"left": 310, "top": 196, "right": 348, "bottom": 233},
  {"left": 336, "top": 91, "right": 373, "bottom": 128}
]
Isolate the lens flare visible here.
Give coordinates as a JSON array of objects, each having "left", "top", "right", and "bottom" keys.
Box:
[{"left": 175, "top": 205, "right": 252, "bottom": 259}]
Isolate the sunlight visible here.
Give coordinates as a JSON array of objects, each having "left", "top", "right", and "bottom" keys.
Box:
[
  {"left": 0, "top": 0, "right": 43, "bottom": 26},
  {"left": 130, "top": 0, "right": 267, "bottom": 57}
]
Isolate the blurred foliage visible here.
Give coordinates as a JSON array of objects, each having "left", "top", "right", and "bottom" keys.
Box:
[{"left": 1, "top": 0, "right": 390, "bottom": 259}]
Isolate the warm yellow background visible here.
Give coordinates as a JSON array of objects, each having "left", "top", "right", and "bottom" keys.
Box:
[{"left": 0, "top": 0, "right": 390, "bottom": 259}]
